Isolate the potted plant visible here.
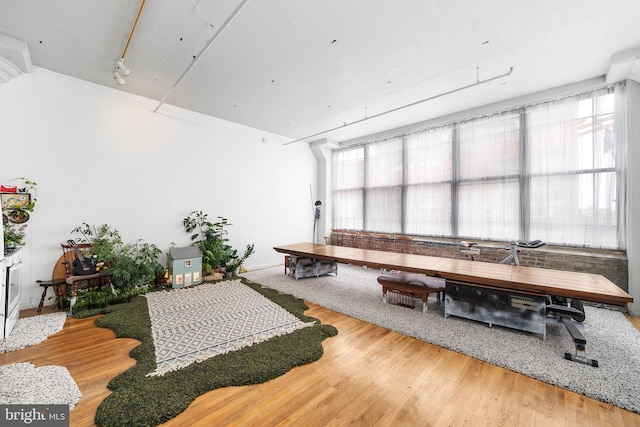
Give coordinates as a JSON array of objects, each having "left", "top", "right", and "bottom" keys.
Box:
[
  {"left": 71, "top": 222, "right": 163, "bottom": 289},
  {"left": 225, "top": 243, "right": 255, "bottom": 277},
  {"left": 2, "top": 177, "right": 37, "bottom": 249},
  {"left": 3, "top": 221, "right": 26, "bottom": 248},
  {"left": 183, "top": 212, "right": 232, "bottom": 274},
  {"left": 183, "top": 211, "right": 255, "bottom": 278}
]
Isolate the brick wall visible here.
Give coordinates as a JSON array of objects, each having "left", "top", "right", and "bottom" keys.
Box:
[{"left": 327, "top": 231, "right": 629, "bottom": 292}]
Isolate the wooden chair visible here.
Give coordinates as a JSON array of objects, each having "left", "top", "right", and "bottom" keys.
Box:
[
  {"left": 343, "top": 231, "right": 360, "bottom": 248},
  {"left": 358, "top": 232, "right": 375, "bottom": 250},
  {"left": 60, "top": 242, "right": 111, "bottom": 312},
  {"left": 327, "top": 229, "right": 345, "bottom": 246},
  {"left": 393, "top": 235, "right": 413, "bottom": 254},
  {"left": 373, "top": 233, "right": 392, "bottom": 251}
]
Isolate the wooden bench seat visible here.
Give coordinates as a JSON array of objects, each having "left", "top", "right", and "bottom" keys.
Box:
[{"left": 377, "top": 272, "right": 446, "bottom": 313}]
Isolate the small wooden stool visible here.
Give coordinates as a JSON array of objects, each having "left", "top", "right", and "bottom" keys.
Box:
[
  {"left": 377, "top": 272, "right": 446, "bottom": 313},
  {"left": 37, "top": 278, "right": 67, "bottom": 312}
]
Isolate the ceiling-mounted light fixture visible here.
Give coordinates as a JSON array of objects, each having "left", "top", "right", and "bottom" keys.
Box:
[
  {"left": 116, "top": 58, "right": 131, "bottom": 76},
  {"left": 113, "top": 70, "right": 125, "bottom": 85}
]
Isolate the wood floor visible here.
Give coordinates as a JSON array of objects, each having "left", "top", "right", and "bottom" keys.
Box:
[{"left": 2, "top": 305, "right": 640, "bottom": 427}]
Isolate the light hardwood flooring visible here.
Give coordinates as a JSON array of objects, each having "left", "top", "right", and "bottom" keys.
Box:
[{"left": 2, "top": 305, "right": 640, "bottom": 426}]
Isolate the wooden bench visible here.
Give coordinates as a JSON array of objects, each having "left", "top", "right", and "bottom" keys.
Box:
[{"left": 377, "top": 272, "right": 446, "bottom": 313}]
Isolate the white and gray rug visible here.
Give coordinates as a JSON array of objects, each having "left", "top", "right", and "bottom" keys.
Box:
[
  {"left": 145, "top": 280, "right": 313, "bottom": 376},
  {"left": 244, "top": 264, "right": 640, "bottom": 414},
  {"left": 0, "top": 362, "right": 82, "bottom": 409},
  {"left": 0, "top": 312, "right": 67, "bottom": 353},
  {"left": 0, "top": 313, "right": 81, "bottom": 409}
]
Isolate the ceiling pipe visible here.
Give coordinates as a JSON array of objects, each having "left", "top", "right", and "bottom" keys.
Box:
[
  {"left": 121, "top": 0, "right": 147, "bottom": 61},
  {"left": 112, "top": 0, "right": 146, "bottom": 85},
  {"left": 153, "top": 0, "right": 252, "bottom": 113},
  {"left": 284, "top": 66, "right": 514, "bottom": 145}
]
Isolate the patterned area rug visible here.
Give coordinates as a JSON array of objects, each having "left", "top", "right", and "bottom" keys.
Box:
[
  {"left": 146, "top": 279, "right": 313, "bottom": 376},
  {"left": 0, "top": 312, "right": 67, "bottom": 353}
]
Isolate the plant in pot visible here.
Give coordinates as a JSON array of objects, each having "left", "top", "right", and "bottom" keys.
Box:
[
  {"left": 3, "top": 222, "right": 26, "bottom": 248},
  {"left": 183, "top": 211, "right": 255, "bottom": 278},
  {"left": 225, "top": 243, "right": 255, "bottom": 277},
  {"left": 183, "top": 212, "right": 233, "bottom": 275},
  {"left": 2, "top": 177, "right": 37, "bottom": 249},
  {"left": 71, "top": 222, "right": 163, "bottom": 289}
]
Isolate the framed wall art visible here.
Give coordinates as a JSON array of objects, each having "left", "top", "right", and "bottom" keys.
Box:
[{"left": 1, "top": 192, "right": 31, "bottom": 210}]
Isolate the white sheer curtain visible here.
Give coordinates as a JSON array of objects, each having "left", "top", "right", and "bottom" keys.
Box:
[
  {"left": 405, "top": 126, "right": 453, "bottom": 236},
  {"left": 457, "top": 112, "right": 521, "bottom": 240},
  {"left": 365, "top": 138, "right": 403, "bottom": 232},
  {"left": 527, "top": 87, "right": 623, "bottom": 248},
  {"left": 332, "top": 84, "right": 626, "bottom": 249},
  {"left": 333, "top": 147, "right": 364, "bottom": 230}
]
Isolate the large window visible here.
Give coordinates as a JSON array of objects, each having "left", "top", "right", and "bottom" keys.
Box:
[
  {"left": 405, "top": 127, "right": 453, "bottom": 236},
  {"left": 332, "top": 85, "right": 626, "bottom": 249}
]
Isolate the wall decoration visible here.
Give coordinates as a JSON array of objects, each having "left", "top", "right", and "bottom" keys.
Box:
[
  {"left": 7, "top": 210, "right": 29, "bottom": 224},
  {"left": 1, "top": 192, "right": 30, "bottom": 210}
]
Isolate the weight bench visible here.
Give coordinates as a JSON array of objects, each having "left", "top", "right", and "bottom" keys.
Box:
[
  {"left": 547, "top": 303, "right": 598, "bottom": 367},
  {"left": 377, "top": 272, "right": 446, "bottom": 313}
]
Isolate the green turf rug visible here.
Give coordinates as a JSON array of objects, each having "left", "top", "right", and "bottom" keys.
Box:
[{"left": 92, "top": 277, "right": 338, "bottom": 427}]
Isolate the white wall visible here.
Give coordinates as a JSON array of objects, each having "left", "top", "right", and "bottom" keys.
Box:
[
  {"left": 1, "top": 68, "right": 317, "bottom": 310},
  {"left": 626, "top": 79, "right": 640, "bottom": 315}
]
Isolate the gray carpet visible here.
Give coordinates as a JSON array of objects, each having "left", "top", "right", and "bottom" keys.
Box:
[{"left": 243, "top": 264, "right": 640, "bottom": 413}]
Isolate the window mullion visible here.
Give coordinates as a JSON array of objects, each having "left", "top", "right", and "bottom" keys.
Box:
[
  {"left": 401, "top": 136, "right": 408, "bottom": 234},
  {"left": 363, "top": 145, "right": 368, "bottom": 230},
  {"left": 451, "top": 126, "right": 459, "bottom": 237},
  {"left": 520, "top": 109, "right": 529, "bottom": 241}
]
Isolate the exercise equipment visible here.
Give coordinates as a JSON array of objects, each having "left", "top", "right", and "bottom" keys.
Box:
[{"left": 461, "top": 239, "right": 596, "bottom": 367}]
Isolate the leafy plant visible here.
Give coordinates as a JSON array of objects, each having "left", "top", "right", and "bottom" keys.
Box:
[
  {"left": 3, "top": 222, "right": 27, "bottom": 247},
  {"left": 183, "top": 212, "right": 236, "bottom": 274},
  {"left": 226, "top": 243, "right": 255, "bottom": 274},
  {"left": 61, "top": 285, "right": 148, "bottom": 314},
  {"left": 2, "top": 177, "right": 37, "bottom": 248},
  {"left": 71, "top": 222, "right": 163, "bottom": 289}
]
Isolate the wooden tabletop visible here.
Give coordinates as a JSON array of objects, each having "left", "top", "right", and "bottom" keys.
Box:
[{"left": 273, "top": 242, "right": 633, "bottom": 306}]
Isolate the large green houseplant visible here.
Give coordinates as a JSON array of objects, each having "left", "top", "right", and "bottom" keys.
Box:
[
  {"left": 182, "top": 211, "right": 254, "bottom": 275},
  {"left": 71, "top": 222, "right": 164, "bottom": 289}
]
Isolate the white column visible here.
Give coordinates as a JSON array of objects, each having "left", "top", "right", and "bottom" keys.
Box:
[
  {"left": 310, "top": 138, "right": 338, "bottom": 243},
  {"left": 626, "top": 79, "right": 640, "bottom": 315}
]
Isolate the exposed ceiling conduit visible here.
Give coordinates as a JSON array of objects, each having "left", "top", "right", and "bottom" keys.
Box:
[
  {"left": 284, "top": 66, "right": 514, "bottom": 145},
  {"left": 121, "top": 0, "right": 147, "bottom": 60},
  {"left": 153, "top": 0, "right": 251, "bottom": 113}
]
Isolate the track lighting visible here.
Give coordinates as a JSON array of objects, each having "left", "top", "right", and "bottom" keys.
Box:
[
  {"left": 116, "top": 58, "right": 131, "bottom": 76},
  {"left": 113, "top": 70, "right": 125, "bottom": 85}
]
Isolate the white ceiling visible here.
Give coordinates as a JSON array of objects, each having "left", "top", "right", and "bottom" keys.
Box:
[{"left": 1, "top": 0, "right": 639, "bottom": 143}]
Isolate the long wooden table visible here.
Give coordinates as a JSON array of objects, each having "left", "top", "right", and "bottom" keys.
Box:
[{"left": 273, "top": 242, "right": 633, "bottom": 306}]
